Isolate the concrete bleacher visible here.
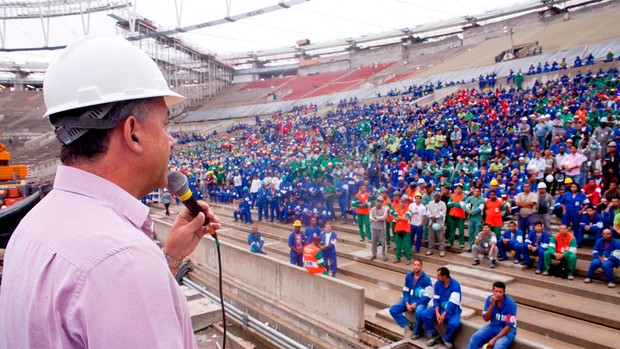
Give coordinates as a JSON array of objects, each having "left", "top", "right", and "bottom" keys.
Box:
[
  {"left": 238, "top": 76, "right": 294, "bottom": 91},
  {"left": 0, "top": 91, "right": 48, "bottom": 134},
  {"left": 150, "top": 201, "right": 620, "bottom": 349},
  {"left": 276, "top": 71, "right": 350, "bottom": 100}
]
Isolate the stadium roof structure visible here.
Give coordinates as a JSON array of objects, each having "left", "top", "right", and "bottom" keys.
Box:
[{"left": 220, "top": 0, "right": 603, "bottom": 69}]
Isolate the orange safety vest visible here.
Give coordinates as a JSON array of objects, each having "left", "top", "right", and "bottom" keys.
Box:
[
  {"left": 303, "top": 244, "right": 326, "bottom": 275},
  {"left": 384, "top": 197, "right": 394, "bottom": 223},
  {"left": 554, "top": 233, "right": 575, "bottom": 253},
  {"left": 405, "top": 188, "right": 418, "bottom": 200},
  {"left": 355, "top": 192, "right": 371, "bottom": 215},
  {"left": 393, "top": 205, "right": 411, "bottom": 233},
  {"left": 485, "top": 199, "right": 503, "bottom": 227},
  {"left": 449, "top": 193, "right": 466, "bottom": 219}
]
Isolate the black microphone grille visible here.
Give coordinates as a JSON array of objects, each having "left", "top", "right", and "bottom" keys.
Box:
[{"left": 166, "top": 171, "right": 189, "bottom": 197}]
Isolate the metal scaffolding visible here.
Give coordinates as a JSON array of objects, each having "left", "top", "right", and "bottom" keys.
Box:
[
  {"left": 0, "top": 0, "right": 234, "bottom": 117},
  {"left": 111, "top": 12, "right": 233, "bottom": 117}
]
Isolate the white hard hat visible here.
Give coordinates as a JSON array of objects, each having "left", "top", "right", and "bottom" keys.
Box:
[
  {"left": 43, "top": 35, "right": 185, "bottom": 117},
  {"left": 538, "top": 182, "right": 547, "bottom": 189}
]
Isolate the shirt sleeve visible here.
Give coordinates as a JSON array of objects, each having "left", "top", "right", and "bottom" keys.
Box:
[
  {"left": 69, "top": 246, "right": 195, "bottom": 349},
  {"left": 483, "top": 295, "right": 491, "bottom": 315},
  {"left": 445, "top": 285, "right": 461, "bottom": 315},
  {"left": 503, "top": 299, "right": 518, "bottom": 328}
]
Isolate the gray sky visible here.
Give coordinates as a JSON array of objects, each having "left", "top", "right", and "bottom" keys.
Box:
[{"left": 0, "top": 0, "right": 530, "bottom": 64}]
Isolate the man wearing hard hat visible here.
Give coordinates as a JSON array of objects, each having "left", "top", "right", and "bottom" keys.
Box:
[{"left": 0, "top": 36, "right": 222, "bottom": 348}]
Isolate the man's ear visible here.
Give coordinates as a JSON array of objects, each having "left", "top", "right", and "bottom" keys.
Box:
[{"left": 122, "top": 116, "right": 143, "bottom": 154}]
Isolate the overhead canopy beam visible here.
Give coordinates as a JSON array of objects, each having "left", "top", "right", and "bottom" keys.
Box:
[
  {"left": 0, "top": 0, "right": 129, "bottom": 20},
  {"left": 124, "top": 0, "right": 310, "bottom": 41},
  {"left": 221, "top": 0, "right": 577, "bottom": 62}
]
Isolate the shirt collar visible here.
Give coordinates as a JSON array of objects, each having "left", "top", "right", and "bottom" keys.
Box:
[{"left": 53, "top": 165, "right": 153, "bottom": 238}]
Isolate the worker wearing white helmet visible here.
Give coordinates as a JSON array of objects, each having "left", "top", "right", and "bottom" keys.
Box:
[
  {"left": 535, "top": 182, "right": 554, "bottom": 231},
  {"left": 0, "top": 36, "right": 222, "bottom": 348},
  {"left": 592, "top": 116, "right": 613, "bottom": 155}
]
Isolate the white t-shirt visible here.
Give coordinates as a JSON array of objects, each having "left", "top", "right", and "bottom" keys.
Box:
[
  {"left": 233, "top": 175, "right": 242, "bottom": 187},
  {"left": 408, "top": 203, "right": 427, "bottom": 226},
  {"left": 250, "top": 179, "right": 262, "bottom": 193}
]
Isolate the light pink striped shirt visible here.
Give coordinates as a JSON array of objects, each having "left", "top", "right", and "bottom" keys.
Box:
[
  {"left": 0, "top": 166, "right": 197, "bottom": 349},
  {"left": 561, "top": 153, "right": 587, "bottom": 176}
]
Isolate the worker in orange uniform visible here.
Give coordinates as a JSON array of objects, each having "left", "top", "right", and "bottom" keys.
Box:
[
  {"left": 485, "top": 190, "right": 507, "bottom": 239},
  {"left": 392, "top": 195, "right": 412, "bottom": 264},
  {"left": 352, "top": 184, "right": 372, "bottom": 242},
  {"left": 303, "top": 235, "right": 328, "bottom": 275},
  {"left": 447, "top": 183, "right": 467, "bottom": 248}
]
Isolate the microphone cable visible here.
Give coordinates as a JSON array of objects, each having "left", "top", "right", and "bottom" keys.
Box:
[
  {"left": 214, "top": 235, "right": 226, "bottom": 349},
  {"left": 166, "top": 172, "right": 226, "bottom": 347}
]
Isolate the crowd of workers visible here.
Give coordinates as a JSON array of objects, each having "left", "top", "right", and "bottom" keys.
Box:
[{"left": 167, "top": 55, "right": 620, "bottom": 347}]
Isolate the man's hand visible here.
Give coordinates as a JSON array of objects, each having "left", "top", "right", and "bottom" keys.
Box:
[
  {"left": 489, "top": 295, "right": 497, "bottom": 307},
  {"left": 554, "top": 252, "right": 563, "bottom": 260},
  {"left": 488, "top": 337, "right": 497, "bottom": 347},
  {"left": 163, "top": 201, "right": 222, "bottom": 261},
  {"left": 438, "top": 312, "right": 446, "bottom": 325}
]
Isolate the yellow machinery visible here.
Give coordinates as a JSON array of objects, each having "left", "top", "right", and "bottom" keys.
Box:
[{"left": 0, "top": 143, "right": 29, "bottom": 206}]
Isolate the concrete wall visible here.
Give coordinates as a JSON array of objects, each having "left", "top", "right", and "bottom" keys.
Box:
[
  {"left": 403, "top": 35, "right": 462, "bottom": 59},
  {"left": 299, "top": 59, "right": 351, "bottom": 76},
  {"left": 463, "top": 12, "right": 541, "bottom": 47},
  {"left": 350, "top": 45, "right": 403, "bottom": 67},
  {"left": 153, "top": 219, "right": 365, "bottom": 334},
  {"left": 27, "top": 158, "right": 60, "bottom": 179}
]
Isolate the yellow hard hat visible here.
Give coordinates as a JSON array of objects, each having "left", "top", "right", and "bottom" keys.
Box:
[
  {"left": 490, "top": 179, "right": 499, "bottom": 186},
  {"left": 564, "top": 178, "right": 573, "bottom": 184},
  {"left": 293, "top": 220, "right": 302, "bottom": 227},
  {"left": 415, "top": 192, "right": 422, "bottom": 197}
]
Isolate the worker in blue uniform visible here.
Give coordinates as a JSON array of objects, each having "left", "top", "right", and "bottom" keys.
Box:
[
  {"left": 247, "top": 225, "right": 266, "bottom": 255},
  {"left": 256, "top": 182, "right": 268, "bottom": 221},
  {"left": 319, "top": 224, "right": 338, "bottom": 277},
  {"left": 519, "top": 221, "right": 550, "bottom": 272},
  {"left": 389, "top": 259, "right": 432, "bottom": 340},
  {"left": 336, "top": 175, "right": 350, "bottom": 223},
  {"left": 288, "top": 220, "right": 306, "bottom": 266},
  {"left": 467, "top": 281, "right": 517, "bottom": 349},
  {"left": 497, "top": 221, "right": 524, "bottom": 263},
  {"left": 578, "top": 205, "right": 604, "bottom": 246},
  {"left": 584, "top": 229, "right": 620, "bottom": 287},
  {"left": 422, "top": 267, "right": 462, "bottom": 348},
  {"left": 304, "top": 217, "right": 322, "bottom": 245},
  {"left": 241, "top": 186, "right": 253, "bottom": 223},
  {"left": 559, "top": 182, "right": 588, "bottom": 233}
]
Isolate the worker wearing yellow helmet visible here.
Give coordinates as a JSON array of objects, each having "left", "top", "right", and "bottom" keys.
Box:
[
  {"left": 485, "top": 179, "right": 504, "bottom": 199},
  {"left": 288, "top": 220, "right": 305, "bottom": 266}
]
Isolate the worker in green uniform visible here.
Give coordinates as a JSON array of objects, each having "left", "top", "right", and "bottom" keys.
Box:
[{"left": 464, "top": 187, "right": 485, "bottom": 252}]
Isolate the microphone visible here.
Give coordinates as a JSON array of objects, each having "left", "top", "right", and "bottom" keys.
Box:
[{"left": 166, "top": 171, "right": 217, "bottom": 238}]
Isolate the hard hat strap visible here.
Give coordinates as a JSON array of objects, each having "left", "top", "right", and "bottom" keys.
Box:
[{"left": 51, "top": 101, "right": 135, "bottom": 145}]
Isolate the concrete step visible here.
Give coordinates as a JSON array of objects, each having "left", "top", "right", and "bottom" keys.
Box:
[
  {"left": 180, "top": 285, "right": 203, "bottom": 302},
  {"left": 215, "top": 221, "right": 620, "bottom": 347},
  {"left": 210, "top": 206, "right": 618, "bottom": 297},
  {"left": 206, "top": 204, "right": 598, "bottom": 264},
  {"left": 375, "top": 307, "right": 476, "bottom": 324},
  {"left": 187, "top": 295, "right": 223, "bottom": 331},
  {"left": 152, "top": 205, "right": 620, "bottom": 348},
  {"left": 184, "top": 204, "right": 620, "bottom": 301},
  {"left": 189, "top": 205, "right": 620, "bottom": 301}
]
